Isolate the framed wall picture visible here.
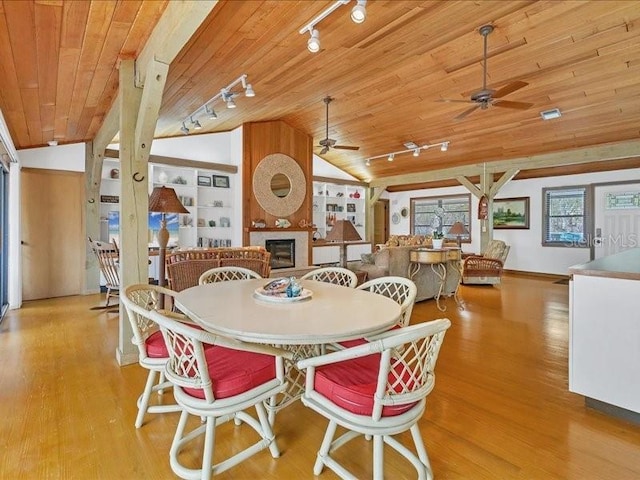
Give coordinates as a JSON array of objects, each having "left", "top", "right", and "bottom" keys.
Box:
[
  {"left": 197, "top": 175, "right": 212, "bottom": 187},
  {"left": 493, "top": 197, "right": 530, "bottom": 229},
  {"left": 212, "top": 175, "right": 230, "bottom": 188}
]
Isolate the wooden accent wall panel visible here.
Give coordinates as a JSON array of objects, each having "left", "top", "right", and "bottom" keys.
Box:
[{"left": 242, "top": 120, "right": 313, "bottom": 246}]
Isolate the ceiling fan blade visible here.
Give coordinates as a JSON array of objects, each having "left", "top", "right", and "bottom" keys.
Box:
[
  {"left": 319, "top": 146, "right": 329, "bottom": 155},
  {"left": 493, "top": 99, "right": 533, "bottom": 110},
  {"left": 437, "top": 98, "right": 476, "bottom": 104},
  {"left": 454, "top": 105, "right": 481, "bottom": 121},
  {"left": 493, "top": 81, "right": 528, "bottom": 98},
  {"left": 333, "top": 145, "right": 360, "bottom": 151}
]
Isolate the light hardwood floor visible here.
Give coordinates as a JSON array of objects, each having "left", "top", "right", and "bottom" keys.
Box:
[{"left": 1, "top": 274, "right": 640, "bottom": 479}]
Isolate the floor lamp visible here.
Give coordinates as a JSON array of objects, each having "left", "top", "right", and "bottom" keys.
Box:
[
  {"left": 324, "top": 219, "right": 362, "bottom": 268},
  {"left": 149, "top": 186, "right": 189, "bottom": 289}
]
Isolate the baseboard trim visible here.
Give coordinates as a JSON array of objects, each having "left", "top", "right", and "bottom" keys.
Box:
[
  {"left": 503, "top": 270, "right": 570, "bottom": 281},
  {"left": 585, "top": 397, "right": 640, "bottom": 425}
]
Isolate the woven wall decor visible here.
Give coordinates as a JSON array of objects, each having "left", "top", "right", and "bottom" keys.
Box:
[{"left": 252, "top": 153, "right": 306, "bottom": 217}]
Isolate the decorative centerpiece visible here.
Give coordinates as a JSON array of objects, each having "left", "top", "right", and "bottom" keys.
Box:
[{"left": 254, "top": 277, "right": 311, "bottom": 303}]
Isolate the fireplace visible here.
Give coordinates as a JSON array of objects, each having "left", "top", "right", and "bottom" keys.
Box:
[{"left": 266, "top": 239, "right": 295, "bottom": 270}]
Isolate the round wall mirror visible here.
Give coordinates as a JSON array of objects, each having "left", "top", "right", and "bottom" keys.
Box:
[
  {"left": 271, "top": 173, "right": 291, "bottom": 198},
  {"left": 253, "top": 153, "right": 306, "bottom": 217}
]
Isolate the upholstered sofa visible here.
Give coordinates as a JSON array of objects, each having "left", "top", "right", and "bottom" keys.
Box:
[{"left": 353, "top": 236, "right": 461, "bottom": 302}]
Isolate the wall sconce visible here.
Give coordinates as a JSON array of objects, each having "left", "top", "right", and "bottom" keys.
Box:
[
  {"left": 299, "top": 0, "right": 367, "bottom": 53},
  {"left": 180, "top": 74, "right": 255, "bottom": 134}
]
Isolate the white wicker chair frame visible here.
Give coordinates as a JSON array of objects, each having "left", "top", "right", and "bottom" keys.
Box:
[
  {"left": 198, "top": 266, "right": 262, "bottom": 284},
  {"left": 300, "top": 267, "right": 358, "bottom": 288},
  {"left": 357, "top": 276, "right": 418, "bottom": 327},
  {"left": 148, "top": 310, "right": 292, "bottom": 480},
  {"left": 121, "top": 284, "right": 185, "bottom": 428},
  {"left": 297, "top": 319, "right": 451, "bottom": 480}
]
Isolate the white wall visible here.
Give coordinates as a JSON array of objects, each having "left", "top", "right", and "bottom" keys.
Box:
[
  {"left": 313, "top": 154, "right": 358, "bottom": 180},
  {"left": 19, "top": 143, "right": 86, "bottom": 171},
  {"left": 388, "top": 167, "right": 640, "bottom": 276}
]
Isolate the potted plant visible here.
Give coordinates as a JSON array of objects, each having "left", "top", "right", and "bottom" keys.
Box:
[{"left": 432, "top": 231, "right": 445, "bottom": 249}]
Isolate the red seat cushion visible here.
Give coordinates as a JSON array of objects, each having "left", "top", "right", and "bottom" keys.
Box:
[
  {"left": 314, "top": 353, "right": 417, "bottom": 417},
  {"left": 145, "top": 330, "right": 169, "bottom": 358},
  {"left": 184, "top": 346, "right": 276, "bottom": 400}
]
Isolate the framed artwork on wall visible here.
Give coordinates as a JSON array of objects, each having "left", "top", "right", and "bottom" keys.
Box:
[
  {"left": 493, "top": 197, "right": 530, "bottom": 229},
  {"left": 212, "top": 175, "right": 230, "bottom": 188}
]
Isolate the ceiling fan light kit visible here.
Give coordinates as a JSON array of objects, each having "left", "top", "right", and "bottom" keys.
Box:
[
  {"left": 364, "top": 141, "right": 451, "bottom": 166},
  {"left": 299, "top": 0, "right": 367, "bottom": 53},
  {"left": 438, "top": 24, "right": 532, "bottom": 120},
  {"left": 179, "top": 74, "right": 255, "bottom": 134}
]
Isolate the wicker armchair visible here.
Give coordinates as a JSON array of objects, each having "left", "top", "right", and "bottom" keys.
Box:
[
  {"left": 216, "top": 247, "right": 271, "bottom": 277},
  {"left": 462, "top": 239, "right": 510, "bottom": 285}
]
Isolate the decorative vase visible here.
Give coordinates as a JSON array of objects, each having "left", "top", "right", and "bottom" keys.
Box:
[
  {"left": 432, "top": 239, "right": 444, "bottom": 249},
  {"left": 158, "top": 171, "right": 168, "bottom": 184}
]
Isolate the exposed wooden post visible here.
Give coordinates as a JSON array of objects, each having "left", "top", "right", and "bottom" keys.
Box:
[{"left": 367, "top": 186, "right": 387, "bottom": 244}]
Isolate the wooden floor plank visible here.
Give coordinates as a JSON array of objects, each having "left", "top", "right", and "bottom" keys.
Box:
[{"left": 1, "top": 274, "right": 639, "bottom": 479}]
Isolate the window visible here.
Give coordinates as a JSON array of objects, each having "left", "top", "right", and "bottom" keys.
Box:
[
  {"left": 410, "top": 194, "right": 471, "bottom": 242},
  {"left": 542, "top": 186, "right": 591, "bottom": 247}
]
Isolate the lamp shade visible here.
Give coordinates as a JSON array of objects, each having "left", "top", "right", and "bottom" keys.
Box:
[
  {"left": 448, "top": 221, "right": 469, "bottom": 236},
  {"left": 325, "top": 219, "right": 362, "bottom": 242},
  {"left": 148, "top": 186, "right": 189, "bottom": 214}
]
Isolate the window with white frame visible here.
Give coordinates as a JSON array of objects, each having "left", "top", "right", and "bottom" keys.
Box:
[
  {"left": 542, "top": 186, "right": 590, "bottom": 247},
  {"left": 410, "top": 193, "right": 471, "bottom": 242}
]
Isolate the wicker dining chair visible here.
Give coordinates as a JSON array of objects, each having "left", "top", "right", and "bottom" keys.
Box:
[
  {"left": 297, "top": 319, "right": 451, "bottom": 480},
  {"left": 148, "top": 309, "right": 291, "bottom": 480},
  {"left": 121, "top": 284, "right": 185, "bottom": 428},
  {"left": 199, "top": 266, "right": 262, "bottom": 284},
  {"left": 88, "top": 237, "right": 120, "bottom": 307},
  {"left": 301, "top": 266, "right": 358, "bottom": 288},
  {"left": 165, "top": 249, "right": 222, "bottom": 292}
]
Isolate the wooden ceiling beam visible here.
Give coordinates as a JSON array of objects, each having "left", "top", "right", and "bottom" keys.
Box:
[{"left": 369, "top": 140, "right": 640, "bottom": 189}]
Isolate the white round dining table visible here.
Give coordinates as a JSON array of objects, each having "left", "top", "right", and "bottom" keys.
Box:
[{"left": 174, "top": 278, "right": 401, "bottom": 345}]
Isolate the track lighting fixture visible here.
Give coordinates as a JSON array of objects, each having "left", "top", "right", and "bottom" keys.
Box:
[
  {"left": 179, "top": 74, "right": 255, "bottom": 134},
  {"left": 364, "top": 140, "right": 451, "bottom": 166},
  {"left": 307, "top": 29, "right": 321, "bottom": 53},
  {"left": 299, "top": 0, "right": 366, "bottom": 53},
  {"left": 351, "top": 0, "right": 367, "bottom": 23}
]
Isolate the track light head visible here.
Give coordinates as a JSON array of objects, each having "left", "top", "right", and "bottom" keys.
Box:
[
  {"left": 226, "top": 97, "right": 236, "bottom": 109},
  {"left": 351, "top": 0, "right": 367, "bottom": 23},
  {"left": 190, "top": 116, "right": 202, "bottom": 130},
  {"left": 365, "top": 159, "right": 371, "bottom": 167},
  {"left": 180, "top": 122, "right": 189, "bottom": 135},
  {"left": 387, "top": 153, "right": 394, "bottom": 162},
  {"left": 244, "top": 83, "right": 255, "bottom": 97},
  {"left": 308, "top": 29, "right": 320, "bottom": 53},
  {"left": 413, "top": 148, "right": 420, "bottom": 157},
  {"left": 441, "top": 142, "right": 449, "bottom": 152},
  {"left": 205, "top": 105, "right": 217, "bottom": 119}
]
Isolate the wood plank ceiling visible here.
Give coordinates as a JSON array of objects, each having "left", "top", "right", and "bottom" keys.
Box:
[{"left": 0, "top": 0, "right": 639, "bottom": 184}]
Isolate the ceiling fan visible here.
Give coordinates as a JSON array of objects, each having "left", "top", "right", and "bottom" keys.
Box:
[
  {"left": 317, "top": 96, "right": 360, "bottom": 155},
  {"left": 438, "top": 25, "right": 533, "bottom": 120}
]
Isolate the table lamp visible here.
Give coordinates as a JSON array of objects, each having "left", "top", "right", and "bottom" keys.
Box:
[
  {"left": 149, "top": 186, "right": 189, "bottom": 287},
  {"left": 324, "top": 219, "right": 362, "bottom": 268},
  {"left": 448, "top": 221, "right": 469, "bottom": 248}
]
